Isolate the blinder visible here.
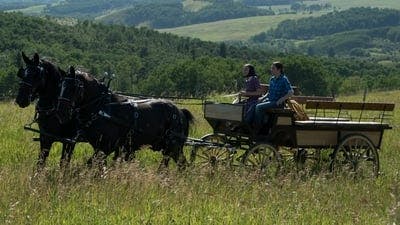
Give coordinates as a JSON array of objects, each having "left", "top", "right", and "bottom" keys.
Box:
[
  {"left": 18, "top": 65, "right": 45, "bottom": 87},
  {"left": 58, "top": 76, "right": 84, "bottom": 108}
]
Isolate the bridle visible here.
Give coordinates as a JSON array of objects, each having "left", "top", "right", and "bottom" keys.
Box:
[
  {"left": 18, "top": 64, "right": 46, "bottom": 100},
  {"left": 57, "top": 73, "right": 111, "bottom": 127},
  {"left": 58, "top": 76, "right": 85, "bottom": 110}
]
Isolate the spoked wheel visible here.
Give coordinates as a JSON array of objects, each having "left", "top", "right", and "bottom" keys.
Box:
[
  {"left": 295, "top": 148, "right": 325, "bottom": 172},
  {"left": 190, "top": 134, "right": 233, "bottom": 169},
  {"left": 276, "top": 147, "right": 298, "bottom": 172},
  {"left": 242, "top": 143, "right": 283, "bottom": 178},
  {"left": 279, "top": 147, "right": 328, "bottom": 176},
  {"left": 330, "top": 134, "right": 379, "bottom": 178}
]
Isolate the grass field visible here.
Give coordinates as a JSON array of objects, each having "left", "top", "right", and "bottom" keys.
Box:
[
  {"left": 5, "top": 4, "right": 46, "bottom": 15},
  {"left": 183, "top": 0, "right": 211, "bottom": 12},
  {"left": 0, "top": 90, "right": 399, "bottom": 224},
  {"left": 158, "top": 13, "right": 324, "bottom": 42}
]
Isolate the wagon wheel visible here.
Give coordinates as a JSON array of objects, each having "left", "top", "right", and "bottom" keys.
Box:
[
  {"left": 242, "top": 143, "right": 283, "bottom": 178},
  {"left": 190, "top": 134, "right": 233, "bottom": 169},
  {"left": 330, "top": 134, "right": 379, "bottom": 178},
  {"left": 275, "top": 147, "right": 297, "bottom": 172},
  {"left": 276, "top": 147, "right": 321, "bottom": 174}
]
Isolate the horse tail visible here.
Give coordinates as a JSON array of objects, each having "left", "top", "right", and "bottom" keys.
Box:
[{"left": 180, "top": 108, "right": 194, "bottom": 136}]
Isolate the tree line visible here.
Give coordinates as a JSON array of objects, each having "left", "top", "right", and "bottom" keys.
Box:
[{"left": 252, "top": 7, "right": 400, "bottom": 41}]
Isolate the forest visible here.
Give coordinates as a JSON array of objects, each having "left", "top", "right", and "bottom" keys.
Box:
[
  {"left": 0, "top": 12, "right": 399, "bottom": 99},
  {"left": 249, "top": 7, "right": 400, "bottom": 59},
  {"left": 261, "top": 7, "right": 400, "bottom": 40}
]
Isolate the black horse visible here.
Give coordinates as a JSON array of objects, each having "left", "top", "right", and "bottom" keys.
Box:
[
  {"left": 57, "top": 66, "right": 194, "bottom": 169},
  {"left": 15, "top": 52, "right": 78, "bottom": 169}
]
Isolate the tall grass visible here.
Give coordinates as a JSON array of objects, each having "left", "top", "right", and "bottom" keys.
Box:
[{"left": 0, "top": 91, "right": 399, "bottom": 224}]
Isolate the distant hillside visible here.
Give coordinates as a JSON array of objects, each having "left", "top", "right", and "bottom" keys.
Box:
[
  {"left": 259, "top": 7, "right": 400, "bottom": 40},
  {"left": 247, "top": 7, "right": 400, "bottom": 62},
  {"left": 45, "top": 0, "right": 151, "bottom": 18},
  {"left": 158, "top": 13, "right": 323, "bottom": 42},
  {"left": 97, "top": 1, "right": 274, "bottom": 28},
  {"left": 0, "top": 12, "right": 273, "bottom": 97},
  {"left": 1, "top": 12, "right": 399, "bottom": 99},
  {"left": 298, "top": 26, "right": 400, "bottom": 57}
]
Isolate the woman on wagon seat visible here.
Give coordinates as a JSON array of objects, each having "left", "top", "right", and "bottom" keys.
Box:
[
  {"left": 238, "top": 64, "right": 264, "bottom": 124},
  {"left": 254, "top": 61, "right": 294, "bottom": 128}
]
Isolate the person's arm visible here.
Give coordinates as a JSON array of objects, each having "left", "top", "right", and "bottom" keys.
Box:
[
  {"left": 276, "top": 89, "right": 294, "bottom": 105},
  {"left": 239, "top": 76, "right": 263, "bottom": 98},
  {"left": 239, "top": 87, "right": 264, "bottom": 97},
  {"left": 276, "top": 76, "right": 294, "bottom": 105}
]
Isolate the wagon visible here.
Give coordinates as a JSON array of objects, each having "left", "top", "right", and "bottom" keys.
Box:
[{"left": 187, "top": 96, "right": 395, "bottom": 178}]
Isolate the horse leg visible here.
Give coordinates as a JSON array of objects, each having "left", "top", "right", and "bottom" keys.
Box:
[
  {"left": 37, "top": 136, "right": 53, "bottom": 170},
  {"left": 112, "top": 146, "right": 122, "bottom": 162},
  {"left": 169, "top": 145, "right": 188, "bottom": 171},
  {"left": 161, "top": 145, "right": 187, "bottom": 171},
  {"left": 87, "top": 150, "right": 107, "bottom": 168},
  {"left": 60, "top": 143, "right": 75, "bottom": 169},
  {"left": 158, "top": 153, "right": 171, "bottom": 172},
  {"left": 123, "top": 142, "right": 138, "bottom": 162}
]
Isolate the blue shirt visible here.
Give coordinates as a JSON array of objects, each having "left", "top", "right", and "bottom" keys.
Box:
[{"left": 268, "top": 74, "right": 292, "bottom": 102}]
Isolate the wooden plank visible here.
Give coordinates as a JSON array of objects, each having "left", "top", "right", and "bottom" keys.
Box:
[
  {"left": 305, "top": 101, "right": 395, "bottom": 111},
  {"left": 296, "top": 130, "right": 338, "bottom": 146},
  {"left": 264, "top": 108, "right": 293, "bottom": 114},
  {"left": 204, "top": 103, "right": 244, "bottom": 122},
  {"left": 294, "top": 120, "right": 391, "bottom": 129},
  {"left": 308, "top": 116, "right": 349, "bottom": 121},
  {"left": 290, "top": 95, "right": 334, "bottom": 104}
]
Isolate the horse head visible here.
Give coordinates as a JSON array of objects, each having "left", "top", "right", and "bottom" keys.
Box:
[
  {"left": 15, "top": 52, "right": 44, "bottom": 107},
  {"left": 57, "top": 66, "right": 84, "bottom": 124}
]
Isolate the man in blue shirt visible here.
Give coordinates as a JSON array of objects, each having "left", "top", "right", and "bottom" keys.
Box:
[{"left": 254, "top": 61, "right": 293, "bottom": 127}]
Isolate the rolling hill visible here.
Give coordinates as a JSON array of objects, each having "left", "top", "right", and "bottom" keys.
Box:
[{"left": 158, "top": 0, "right": 400, "bottom": 42}]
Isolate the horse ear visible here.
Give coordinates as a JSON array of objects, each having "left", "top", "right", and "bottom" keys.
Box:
[
  {"left": 17, "top": 67, "right": 24, "bottom": 78},
  {"left": 21, "top": 51, "right": 31, "bottom": 65},
  {"left": 68, "top": 66, "right": 75, "bottom": 77},
  {"left": 60, "top": 68, "right": 67, "bottom": 78},
  {"left": 33, "top": 53, "right": 39, "bottom": 65}
]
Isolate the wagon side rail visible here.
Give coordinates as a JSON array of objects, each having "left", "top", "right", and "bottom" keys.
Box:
[{"left": 305, "top": 100, "right": 395, "bottom": 125}]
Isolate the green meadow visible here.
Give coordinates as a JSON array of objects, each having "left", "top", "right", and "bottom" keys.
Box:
[
  {"left": 183, "top": 0, "right": 212, "bottom": 12},
  {"left": 158, "top": 13, "right": 324, "bottom": 42},
  {"left": 5, "top": 5, "right": 46, "bottom": 15},
  {"left": 0, "top": 90, "right": 399, "bottom": 224}
]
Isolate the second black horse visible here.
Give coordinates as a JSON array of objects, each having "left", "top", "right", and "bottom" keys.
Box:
[{"left": 57, "top": 66, "right": 194, "bottom": 169}]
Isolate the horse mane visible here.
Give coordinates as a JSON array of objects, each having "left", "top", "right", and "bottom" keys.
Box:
[
  {"left": 73, "top": 68, "right": 110, "bottom": 101},
  {"left": 40, "top": 60, "right": 63, "bottom": 79},
  {"left": 75, "top": 69, "right": 95, "bottom": 82}
]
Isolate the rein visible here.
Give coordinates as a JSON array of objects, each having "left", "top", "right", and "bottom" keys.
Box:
[
  {"left": 75, "top": 92, "right": 108, "bottom": 113},
  {"left": 23, "top": 125, "right": 77, "bottom": 144}
]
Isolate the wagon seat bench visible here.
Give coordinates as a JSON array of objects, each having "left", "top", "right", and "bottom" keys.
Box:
[{"left": 257, "top": 84, "right": 345, "bottom": 122}]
